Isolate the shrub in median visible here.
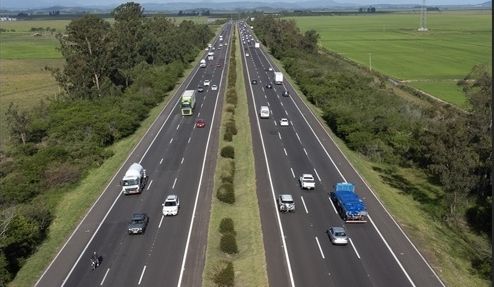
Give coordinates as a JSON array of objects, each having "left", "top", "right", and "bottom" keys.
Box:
[
  {"left": 219, "top": 160, "right": 235, "bottom": 184},
  {"left": 217, "top": 183, "right": 235, "bottom": 204},
  {"left": 225, "top": 104, "right": 235, "bottom": 114},
  {"left": 212, "top": 260, "right": 234, "bottom": 287},
  {"left": 225, "top": 120, "right": 237, "bottom": 136},
  {"left": 220, "top": 233, "right": 238, "bottom": 254},
  {"left": 221, "top": 145, "right": 235, "bottom": 159},
  {"left": 219, "top": 217, "right": 236, "bottom": 235}
]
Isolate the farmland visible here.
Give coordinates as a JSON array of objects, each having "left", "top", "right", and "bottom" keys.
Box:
[{"left": 289, "top": 10, "right": 492, "bottom": 107}]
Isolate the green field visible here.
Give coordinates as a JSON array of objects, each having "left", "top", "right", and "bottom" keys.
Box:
[{"left": 290, "top": 10, "right": 492, "bottom": 107}]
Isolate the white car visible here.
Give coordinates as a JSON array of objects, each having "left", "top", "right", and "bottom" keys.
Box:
[
  {"left": 211, "top": 85, "right": 218, "bottom": 91},
  {"left": 280, "top": 118, "right": 289, "bottom": 126},
  {"left": 246, "top": 53, "right": 250, "bottom": 57},
  {"left": 162, "top": 195, "right": 180, "bottom": 216},
  {"left": 204, "top": 80, "right": 210, "bottom": 86}
]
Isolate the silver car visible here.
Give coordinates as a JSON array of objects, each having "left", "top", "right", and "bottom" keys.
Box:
[{"left": 327, "top": 226, "right": 348, "bottom": 245}]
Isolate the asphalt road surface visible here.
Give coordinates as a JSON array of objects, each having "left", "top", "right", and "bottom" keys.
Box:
[
  {"left": 238, "top": 21, "right": 445, "bottom": 287},
  {"left": 36, "top": 22, "right": 233, "bottom": 287}
]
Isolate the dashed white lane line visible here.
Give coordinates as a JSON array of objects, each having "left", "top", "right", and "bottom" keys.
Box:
[
  {"left": 100, "top": 268, "right": 110, "bottom": 286},
  {"left": 138, "top": 265, "right": 146, "bottom": 285},
  {"left": 274, "top": 120, "right": 277, "bottom": 126},
  {"left": 349, "top": 238, "right": 361, "bottom": 259},
  {"left": 201, "top": 103, "right": 204, "bottom": 108},
  {"left": 176, "top": 124, "right": 180, "bottom": 130},
  {"left": 180, "top": 157, "right": 184, "bottom": 165},
  {"left": 188, "top": 137, "right": 191, "bottom": 143},
  {"left": 146, "top": 180, "right": 153, "bottom": 191},
  {"left": 198, "top": 112, "right": 201, "bottom": 117},
  {"left": 159, "top": 158, "right": 163, "bottom": 165},
  {"left": 158, "top": 215, "right": 164, "bottom": 228},
  {"left": 301, "top": 196, "right": 309, "bottom": 214},
  {"left": 283, "top": 148, "right": 287, "bottom": 156},
  {"left": 267, "top": 102, "right": 270, "bottom": 107},
  {"left": 303, "top": 148, "right": 308, "bottom": 156},
  {"left": 172, "top": 178, "right": 177, "bottom": 189},
  {"left": 170, "top": 138, "right": 173, "bottom": 144},
  {"left": 285, "top": 110, "right": 289, "bottom": 116},
  {"left": 315, "top": 237, "right": 325, "bottom": 259},
  {"left": 290, "top": 168, "right": 295, "bottom": 178},
  {"left": 314, "top": 168, "right": 321, "bottom": 182},
  {"left": 328, "top": 195, "right": 339, "bottom": 215},
  {"left": 295, "top": 132, "right": 301, "bottom": 142},
  {"left": 278, "top": 132, "right": 282, "bottom": 140},
  {"left": 281, "top": 102, "right": 284, "bottom": 106}
]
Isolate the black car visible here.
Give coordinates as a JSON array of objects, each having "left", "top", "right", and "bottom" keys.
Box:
[
  {"left": 266, "top": 83, "right": 273, "bottom": 89},
  {"left": 128, "top": 213, "right": 149, "bottom": 235},
  {"left": 251, "top": 79, "right": 258, "bottom": 85},
  {"left": 197, "top": 86, "right": 204, "bottom": 92},
  {"left": 282, "top": 91, "right": 289, "bottom": 97}
]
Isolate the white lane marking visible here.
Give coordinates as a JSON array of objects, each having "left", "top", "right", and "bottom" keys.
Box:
[
  {"left": 328, "top": 195, "right": 339, "bottom": 215},
  {"left": 198, "top": 112, "right": 201, "bottom": 117},
  {"left": 172, "top": 178, "right": 177, "bottom": 189},
  {"left": 290, "top": 168, "right": 295, "bottom": 178},
  {"left": 147, "top": 180, "right": 153, "bottom": 191},
  {"left": 315, "top": 237, "right": 325, "bottom": 259},
  {"left": 313, "top": 168, "right": 321, "bottom": 182},
  {"left": 188, "top": 137, "right": 191, "bottom": 143},
  {"left": 349, "top": 238, "right": 361, "bottom": 259},
  {"left": 267, "top": 101, "right": 270, "bottom": 107},
  {"left": 100, "top": 268, "right": 110, "bottom": 286},
  {"left": 290, "top": 121, "right": 294, "bottom": 126},
  {"left": 278, "top": 132, "right": 282, "bottom": 140},
  {"left": 281, "top": 102, "right": 284, "bottom": 106},
  {"left": 301, "top": 196, "right": 309, "bottom": 214},
  {"left": 170, "top": 138, "right": 173, "bottom": 144},
  {"left": 274, "top": 120, "right": 277, "bottom": 126},
  {"left": 264, "top": 94, "right": 267, "bottom": 99},
  {"left": 369, "top": 215, "right": 416, "bottom": 286},
  {"left": 176, "top": 123, "right": 180, "bottom": 130},
  {"left": 160, "top": 158, "right": 163, "bottom": 165},
  {"left": 285, "top": 110, "right": 289, "bottom": 116},
  {"left": 295, "top": 132, "right": 301, "bottom": 142},
  {"left": 283, "top": 148, "right": 287, "bottom": 156},
  {"left": 242, "top": 26, "right": 296, "bottom": 287},
  {"left": 138, "top": 265, "right": 146, "bottom": 285},
  {"left": 177, "top": 27, "right": 230, "bottom": 287},
  {"left": 303, "top": 148, "right": 308, "bottom": 156},
  {"left": 158, "top": 215, "right": 164, "bottom": 228},
  {"left": 180, "top": 157, "right": 184, "bottom": 165}
]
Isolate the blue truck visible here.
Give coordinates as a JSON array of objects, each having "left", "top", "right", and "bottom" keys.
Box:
[{"left": 330, "top": 183, "right": 368, "bottom": 223}]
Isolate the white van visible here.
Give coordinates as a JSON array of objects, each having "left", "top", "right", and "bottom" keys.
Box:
[{"left": 259, "top": 106, "right": 270, "bottom": 119}]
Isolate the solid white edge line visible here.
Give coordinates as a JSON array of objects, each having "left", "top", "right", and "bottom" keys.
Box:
[
  {"left": 39, "top": 55, "right": 194, "bottom": 286},
  {"left": 176, "top": 24, "right": 231, "bottom": 287},
  {"left": 158, "top": 215, "right": 164, "bottom": 229},
  {"left": 349, "top": 238, "right": 361, "bottom": 259},
  {"left": 242, "top": 25, "right": 296, "bottom": 287},
  {"left": 315, "top": 236, "right": 325, "bottom": 259},
  {"left": 300, "top": 196, "right": 309, "bottom": 214},
  {"left": 146, "top": 180, "right": 153, "bottom": 191},
  {"left": 138, "top": 265, "right": 147, "bottom": 285},
  {"left": 100, "top": 268, "right": 110, "bottom": 286}
]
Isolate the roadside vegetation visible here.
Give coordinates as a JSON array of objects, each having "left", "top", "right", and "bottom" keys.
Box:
[
  {"left": 203, "top": 24, "right": 268, "bottom": 287},
  {"left": 0, "top": 3, "right": 214, "bottom": 285},
  {"left": 289, "top": 11, "right": 492, "bottom": 108},
  {"left": 251, "top": 15, "right": 491, "bottom": 286}
]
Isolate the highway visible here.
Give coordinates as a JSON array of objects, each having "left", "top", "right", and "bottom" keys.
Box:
[
  {"left": 36, "top": 23, "right": 233, "bottom": 287},
  {"left": 238, "top": 22, "right": 445, "bottom": 287}
]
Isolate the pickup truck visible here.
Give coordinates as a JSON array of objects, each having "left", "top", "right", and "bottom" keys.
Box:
[
  {"left": 299, "top": 174, "right": 315, "bottom": 190},
  {"left": 278, "top": 194, "right": 295, "bottom": 212}
]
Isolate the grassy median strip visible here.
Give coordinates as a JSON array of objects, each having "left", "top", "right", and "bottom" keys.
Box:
[
  {"left": 10, "top": 54, "right": 203, "bottom": 287},
  {"left": 203, "top": 24, "right": 268, "bottom": 287},
  {"left": 266, "top": 53, "right": 490, "bottom": 287}
]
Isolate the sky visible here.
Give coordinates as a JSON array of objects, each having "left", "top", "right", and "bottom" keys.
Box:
[{"left": 0, "top": 0, "right": 487, "bottom": 10}]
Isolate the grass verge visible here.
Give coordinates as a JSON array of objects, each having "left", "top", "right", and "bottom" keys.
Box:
[
  {"left": 202, "top": 25, "right": 268, "bottom": 287},
  {"left": 9, "top": 53, "right": 204, "bottom": 287}
]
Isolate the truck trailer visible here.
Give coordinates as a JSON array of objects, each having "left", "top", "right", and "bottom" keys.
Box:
[
  {"left": 181, "top": 90, "right": 196, "bottom": 116},
  {"left": 330, "top": 183, "right": 368, "bottom": 223},
  {"left": 274, "top": 72, "right": 283, "bottom": 85},
  {"left": 121, "top": 163, "right": 148, "bottom": 195}
]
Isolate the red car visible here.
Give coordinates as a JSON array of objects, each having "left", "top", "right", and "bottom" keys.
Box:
[{"left": 195, "top": 119, "right": 206, "bottom": 128}]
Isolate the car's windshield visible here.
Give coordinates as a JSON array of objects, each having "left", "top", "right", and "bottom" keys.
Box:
[
  {"left": 132, "top": 219, "right": 144, "bottom": 224},
  {"left": 165, "top": 201, "right": 176, "bottom": 207},
  {"left": 335, "top": 231, "right": 346, "bottom": 236}
]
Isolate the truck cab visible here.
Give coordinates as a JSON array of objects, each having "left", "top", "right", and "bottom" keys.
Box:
[{"left": 121, "top": 163, "right": 148, "bottom": 195}]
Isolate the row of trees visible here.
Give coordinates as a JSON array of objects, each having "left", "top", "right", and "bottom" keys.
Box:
[
  {"left": 251, "top": 15, "right": 491, "bottom": 279},
  {"left": 0, "top": 3, "right": 213, "bottom": 285}
]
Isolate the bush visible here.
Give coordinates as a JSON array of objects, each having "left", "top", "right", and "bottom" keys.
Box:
[
  {"left": 220, "top": 233, "right": 238, "bottom": 254},
  {"left": 221, "top": 145, "right": 235, "bottom": 159},
  {"left": 216, "top": 183, "right": 235, "bottom": 204},
  {"left": 219, "top": 217, "right": 236, "bottom": 235},
  {"left": 212, "top": 261, "right": 234, "bottom": 287},
  {"left": 223, "top": 131, "right": 233, "bottom": 142},
  {"left": 224, "top": 120, "right": 237, "bottom": 136},
  {"left": 219, "top": 159, "right": 235, "bottom": 184},
  {"left": 225, "top": 104, "right": 235, "bottom": 114}
]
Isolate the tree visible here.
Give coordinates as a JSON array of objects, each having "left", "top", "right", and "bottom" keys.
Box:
[
  {"left": 56, "top": 15, "right": 112, "bottom": 98},
  {"left": 5, "top": 103, "right": 30, "bottom": 145}
]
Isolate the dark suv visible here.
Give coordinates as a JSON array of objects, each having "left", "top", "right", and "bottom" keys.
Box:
[{"left": 128, "top": 213, "right": 149, "bottom": 235}]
